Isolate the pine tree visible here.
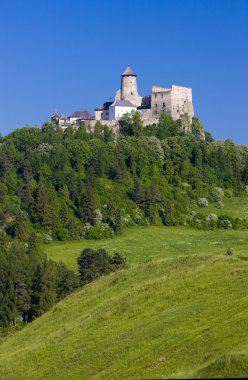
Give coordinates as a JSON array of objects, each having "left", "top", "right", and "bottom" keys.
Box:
[{"left": 80, "top": 184, "right": 95, "bottom": 224}]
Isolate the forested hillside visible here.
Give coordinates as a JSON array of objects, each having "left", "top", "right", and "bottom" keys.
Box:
[
  {"left": 0, "top": 113, "right": 248, "bottom": 243},
  {"left": 1, "top": 112, "right": 248, "bottom": 327}
]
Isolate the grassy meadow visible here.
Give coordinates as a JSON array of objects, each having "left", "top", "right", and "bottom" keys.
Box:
[
  {"left": 0, "top": 253, "right": 247, "bottom": 379},
  {"left": 1, "top": 201, "right": 248, "bottom": 379},
  {"left": 191, "top": 194, "right": 248, "bottom": 218},
  {"left": 44, "top": 225, "right": 248, "bottom": 270}
]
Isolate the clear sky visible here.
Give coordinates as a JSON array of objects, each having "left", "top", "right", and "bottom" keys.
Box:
[{"left": 0, "top": 0, "right": 248, "bottom": 144}]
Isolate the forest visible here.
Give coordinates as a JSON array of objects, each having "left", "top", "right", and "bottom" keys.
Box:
[{"left": 0, "top": 112, "right": 248, "bottom": 326}]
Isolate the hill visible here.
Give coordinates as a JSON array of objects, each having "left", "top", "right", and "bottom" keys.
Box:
[
  {"left": 0, "top": 252, "right": 247, "bottom": 379},
  {"left": 44, "top": 225, "right": 248, "bottom": 270}
]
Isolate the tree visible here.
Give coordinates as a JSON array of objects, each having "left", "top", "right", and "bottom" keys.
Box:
[
  {"left": 28, "top": 259, "right": 58, "bottom": 321},
  {"left": 11, "top": 210, "right": 30, "bottom": 241},
  {"left": 77, "top": 248, "right": 111, "bottom": 285},
  {"left": 56, "top": 262, "right": 79, "bottom": 300},
  {"left": 119, "top": 112, "right": 142, "bottom": 136},
  {"left": 79, "top": 184, "right": 96, "bottom": 224},
  {"left": 177, "top": 113, "right": 191, "bottom": 133},
  {"left": 77, "top": 248, "right": 126, "bottom": 286}
]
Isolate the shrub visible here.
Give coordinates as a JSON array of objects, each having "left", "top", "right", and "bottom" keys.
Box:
[
  {"left": 216, "top": 200, "right": 224, "bottom": 209},
  {"left": 219, "top": 219, "right": 232, "bottom": 229},
  {"left": 110, "top": 252, "right": 127, "bottom": 270},
  {"left": 210, "top": 187, "right": 224, "bottom": 201},
  {"left": 77, "top": 248, "right": 126, "bottom": 285},
  {"left": 55, "top": 227, "right": 71, "bottom": 241},
  {"left": 225, "top": 189, "right": 234, "bottom": 198},
  {"left": 43, "top": 232, "right": 53, "bottom": 243},
  {"left": 205, "top": 213, "right": 218, "bottom": 228},
  {"left": 82, "top": 222, "right": 114, "bottom": 240},
  {"left": 197, "top": 198, "right": 209, "bottom": 207}
]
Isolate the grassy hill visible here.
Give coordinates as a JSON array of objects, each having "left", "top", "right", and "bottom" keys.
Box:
[
  {"left": 0, "top": 233, "right": 247, "bottom": 378},
  {"left": 191, "top": 194, "right": 248, "bottom": 219},
  {"left": 44, "top": 225, "right": 248, "bottom": 270}
]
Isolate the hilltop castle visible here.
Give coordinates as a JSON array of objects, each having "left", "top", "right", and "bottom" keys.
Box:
[{"left": 52, "top": 66, "right": 195, "bottom": 131}]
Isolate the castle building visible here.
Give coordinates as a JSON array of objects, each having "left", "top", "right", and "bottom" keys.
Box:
[
  {"left": 151, "top": 85, "right": 194, "bottom": 120},
  {"left": 52, "top": 66, "right": 195, "bottom": 131},
  {"left": 95, "top": 66, "right": 194, "bottom": 125},
  {"left": 95, "top": 102, "right": 113, "bottom": 121},
  {"left": 109, "top": 99, "right": 137, "bottom": 120}
]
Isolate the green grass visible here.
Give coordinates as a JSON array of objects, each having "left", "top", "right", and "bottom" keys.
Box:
[
  {"left": 44, "top": 225, "right": 248, "bottom": 270},
  {"left": 1, "top": 218, "right": 248, "bottom": 379},
  {"left": 0, "top": 253, "right": 247, "bottom": 379},
  {"left": 192, "top": 194, "right": 248, "bottom": 219}
]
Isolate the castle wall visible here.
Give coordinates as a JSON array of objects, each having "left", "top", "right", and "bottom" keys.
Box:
[
  {"left": 138, "top": 109, "right": 159, "bottom": 126},
  {"left": 170, "top": 85, "right": 194, "bottom": 120},
  {"left": 151, "top": 89, "right": 172, "bottom": 117},
  {"left": 150, "top": 84, "right": 194, "bottom": 121},
  {"left": 95, "top": 109, "right": 109, "bottom": 120},
  {"left": 84, "top": 119, "right": 119, "bottom": 133}
]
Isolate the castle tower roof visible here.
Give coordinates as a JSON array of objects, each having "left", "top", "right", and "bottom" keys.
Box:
[{"left": 122, "top": 66, "right": 136, "bottom": 76}]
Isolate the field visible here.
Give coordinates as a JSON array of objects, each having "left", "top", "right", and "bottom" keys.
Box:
[
  {"left": 0, "top": 225, "right": 247, "bottom": 378},
  {"left": 2, "top": 194, "right": 248, "bottom": 378},
  {"left": 0, "top": 251, "right": 247, "bottom": 379},
  {"left": 43, "top": 225, "right": 248, "bottom": 270},
  {"left": 191, "top": 194, "right": 248, "bottom": 219}
]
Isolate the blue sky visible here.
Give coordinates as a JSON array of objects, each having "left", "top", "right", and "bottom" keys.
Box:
[{"left": 0, "top": 0, "right": 248, "bottom": 144}]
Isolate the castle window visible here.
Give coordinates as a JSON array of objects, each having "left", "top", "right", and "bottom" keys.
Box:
[
  {"left": 163, "top": 102, "right": 165, "bottom": 107},
  {"left": 131, "top": 92, "right": 133, "bottom": 95},
  {"left": 155, "top": 103, "right": 157, "bottom": 107},
  {"left": 155, "top": 110, "right": 157, "bottom": 114},
  {"left": 155, "top": 94, "right": 157, "bottom": 99}
]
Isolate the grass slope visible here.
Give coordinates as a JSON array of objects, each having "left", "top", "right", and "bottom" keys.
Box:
[
  {"left": 44, "top": 226, "right": 248, "bottom": 270},
  {"left": 0, "top": 253, "right": 247, "bottom": 379},
  {"left": 191, "top": 194, "right": 248, "bottom": 219}
]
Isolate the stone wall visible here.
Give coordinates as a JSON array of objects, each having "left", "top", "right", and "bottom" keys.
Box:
[
  {"left": 151, "top": 87, "right": 172, "bottom": 117},
  {"left": 170, "top": 85, "right": 194, "bottom": 120},
  {"left": 121, "top": 75, "right": 142, "bottom": 107},
  {"left": 138, "top": 109, "right": 159, "bottom": 126},
  {"left": 84, "top": 119, "right": 119, "bottom": 133},
  {"left": 150, "top": 84, "right": 194, "bottom": 121},
  {"left": 95, "top": 109, "right": 109, "bottom": 120}
]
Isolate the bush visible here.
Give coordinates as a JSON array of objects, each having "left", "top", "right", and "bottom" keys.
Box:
[
  {"left": 210, "top": 187, "right": 224, "bottom": 202},
  {"left": 55, "top": 227, "right": 71, "bottom": 241},
  {"left": 216, "top": 200, "right": 224, "bottom": 209},
  {"left": 205, "top": 213, "right": 218, "bottom": 228},
  {"left": 219, "top": 219, "right": 232, "bottom": 229},
  {"left": 197, "top": 198, "right": 209, "bottom": 207},
  {"left": 226, "top": 248, "right": 233, "bottom": 256},
  {"left": 77, "top": 248, "right": 126, "bottom": 285},
  {"left": 82, "top": 222, "right": 114, "bottom": 240}
]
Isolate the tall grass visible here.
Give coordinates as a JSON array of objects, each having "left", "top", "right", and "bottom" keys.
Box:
[{"left": 0, "top": 253, "right": 247, "bottom": 379}]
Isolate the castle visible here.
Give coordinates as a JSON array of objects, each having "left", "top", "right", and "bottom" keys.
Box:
[{"left": 52, "top": 66, "right": 195, "bottom": 131}]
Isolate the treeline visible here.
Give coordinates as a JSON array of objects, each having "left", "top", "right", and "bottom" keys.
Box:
[
  {"left": 0, "top": 233, "right": 125, "bottom": 327},
  {"left": 0, "top": 233, "right": 78, "bottom": 326}
]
